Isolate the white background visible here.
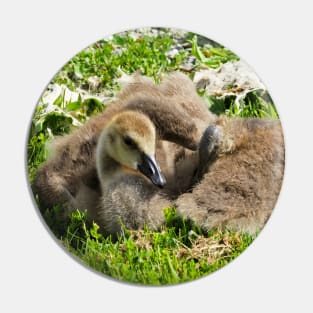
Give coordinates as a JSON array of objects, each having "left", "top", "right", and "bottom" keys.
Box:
[{"left": 0, "top": 1, "right": 312, "bottom": 312}]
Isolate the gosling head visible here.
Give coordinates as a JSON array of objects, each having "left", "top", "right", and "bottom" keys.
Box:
[{"left": 97, "top": 110, "right": 166, "bottom": 188}]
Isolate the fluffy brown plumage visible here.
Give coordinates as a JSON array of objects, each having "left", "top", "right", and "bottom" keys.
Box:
[
  {"left": 174, "top": 117, "right": 284, "bottom": 234},
  {"left": 32, "top": 72, "right": 208, "bottom": 218},
  {"left": 94, "top": 110, "right": 171, "bottom": 236},
  {"left": 32, "top": 71, "right": 285, "bottom": 236},
  {"left": 92, "top": 110, "right": 284, "bottom": 236},
  {"left": 156, "top": 73, "right": 285, "bottom": 234}
]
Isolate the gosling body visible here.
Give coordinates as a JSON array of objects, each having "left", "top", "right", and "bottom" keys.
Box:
[
  {"left": 32, "top": 73, "right": 209, "bottom": 216},
  {"left": 32, "top": 71, "right": 285, "bottom": 236},
  {"left": 174, "top": 117, "right": 285, "bottom": 234},
  {"left": 93, "top": 111, "right": 171, "bottom": 236}
]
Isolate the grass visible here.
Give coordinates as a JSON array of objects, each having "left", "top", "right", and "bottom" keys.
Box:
[
  {"left": 62, "top": 208, "right": 255, "bottom": 285},
  {"left": 53, "top": 31, "right": 187, "bottom": 92},
  {"left": 205, "top": 89, "right": 279, "bottom": 118},
  {"left": 27, "top": 27, "right": 277, "bottom": 285}
]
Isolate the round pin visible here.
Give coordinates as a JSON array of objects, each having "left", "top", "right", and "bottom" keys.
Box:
[{"left": 27, "top": 27, "right": 285, "bottom": 286}]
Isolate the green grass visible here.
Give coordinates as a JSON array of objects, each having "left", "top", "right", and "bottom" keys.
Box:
[
  {"left": 27, "top": 27, "right": 277, "bottom": 285},
  {"left": 62, "top": 209, "right": 255, "bottom": 285},
  {"left": 204, "top": 89, "right": 279, "bottom": 118},
  {"left": 53, "top": 31, "right": 188, "bottom": 92}
]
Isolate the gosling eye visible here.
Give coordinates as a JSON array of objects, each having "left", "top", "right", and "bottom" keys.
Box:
[{"left": 123, "top": 136, "right": 136, "bottom": 148}]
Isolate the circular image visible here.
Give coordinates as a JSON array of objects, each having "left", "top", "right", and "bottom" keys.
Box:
[{"left": 27, "top": 27, "right": 285, "bottom": 285}]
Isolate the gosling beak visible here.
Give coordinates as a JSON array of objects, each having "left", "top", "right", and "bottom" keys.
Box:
[{"left": 138, "top": 154, "right": 166, "bottom": 188}]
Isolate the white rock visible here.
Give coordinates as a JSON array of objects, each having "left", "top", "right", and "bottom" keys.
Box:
[
  {"left": 166, "top": 48, "right": 179, "bottom": 58},
  {"left": 193, "top": 60, "right": 265, "bottom": 96}
]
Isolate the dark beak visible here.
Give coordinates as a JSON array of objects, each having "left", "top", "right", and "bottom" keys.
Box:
[{"left": 138, "top": 154, "right": 166, "bottom": 188}]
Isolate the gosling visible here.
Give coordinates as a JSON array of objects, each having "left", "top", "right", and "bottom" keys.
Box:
[
  {"left": 93, "top": 110, "right": 172, "bottom": 236},
  {"left": 174, "top": 117, "right": 285, "bottom": 234},
  {"left": 31, "top": 72, "right": 209, "bottom": 218}
]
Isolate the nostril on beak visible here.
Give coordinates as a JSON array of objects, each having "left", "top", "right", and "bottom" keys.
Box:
[
  {"left": 148, "top": 166, "right": 155, "bottom": 175},
  {"left": 138, "top": 154, "right": 166, "bottom": 188}
]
